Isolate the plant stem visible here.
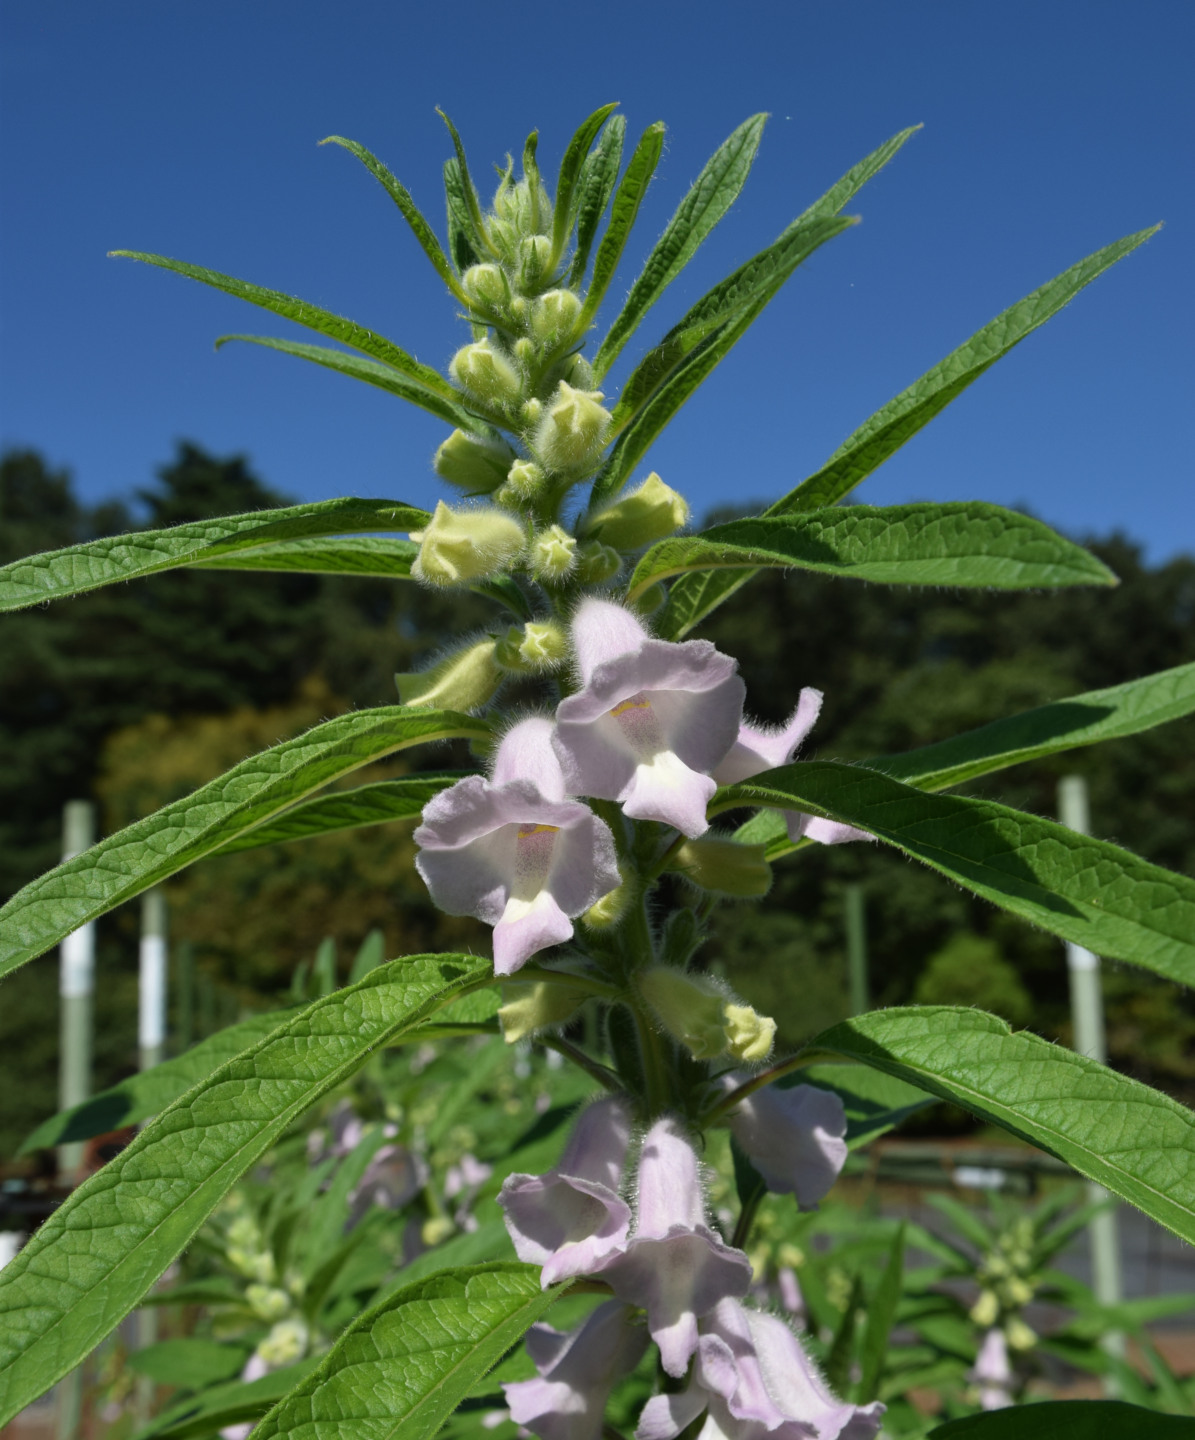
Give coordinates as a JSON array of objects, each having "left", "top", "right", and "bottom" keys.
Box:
[
  {"left": 540, "top": 1034, "right": 623, "bottom": 1092},
  {"left": 700, "top": 1047, "right": 841, "bottom": 1123}
]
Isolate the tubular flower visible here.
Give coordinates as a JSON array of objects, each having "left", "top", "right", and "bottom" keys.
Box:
[
  {"left": 504, "top": 1301, "right": 648, "bottom": 1440},
  {"left": 499, "top": 1097, "right": 634, "bottom": 1286},
  {"left": 603, "top": 1117, "right": 752, "bottom": 1377},
  {"left": 637, "top": 1298, "right": 884, "bottom": 1440},
  {"left": 554, "top": 600, "right": 745, "bottom": 838},
  {"left": 414, "top": 717, "right": 620, "bottom": 975},
  {"left": 712, "top": 688, "right": 872, "bottom": 847},
  {"left": 970, "top": 1328, "right": 1014, "bottom": 1411},
  {"left": 718, "top": 1078, "right": 848, "bottom": 1207}
]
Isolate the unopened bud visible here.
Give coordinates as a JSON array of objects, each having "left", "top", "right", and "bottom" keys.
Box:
[
  {"left": 1004, "top": 1278, "right": 1034, "bottom": 1308},
  {"left": 587, "top": 472, "right": 689, "bottom": 550},
  {"left": 494, "top": 621, "right": 567, "bottom": 673},
  {"left": 722, "top": 1004, "right": 776, "bottom": 1063},
  {"left": 421, "top": 1215, "right": 455, "bottom": 1247},
  {"left": 574, "top": 540, "right": 622, "bottom": 585},
  {"left": 1005, "top": 1318, "right": 1036, "bottom": 1352},
  {"left": 396, "top": 636, "right": 503, "bottom": 711},
  {"left": 518, "top": 234, "right": 553, "bottom": 289},
  {"left": 639, "top": 968, "right": 776, "bottom": 1063},
  {"left": 246, "top": 1284, "right": 291, "bottom": 1322},
  {"left": 583, "top": 876, "right": 629, "bottom": 929},
  {"left": 535, "top": 382, "right": 611, "bottom": 473},
  {"left": 531, "top": 289, "right": 582, "bottom": 342},
  {"left": 449, "top": 340, "right": 523, "bottom": 408},
  {"left": 256, "top": 1318, "right": 308, "bottom": 1368},
  {"left": 519, "top": 398, "right": 543, "bottom": 429},
  {"left": 513, "top": 336, "right": 536, "bottom": 369},
  {"left": 434, "top": 430, "right": 516, "bottom": 494},
  {"left": 530, "top": 525, "right": 577, "bottom": 582},
  {"left": 970, "top": 1289, "right": 1000, "bottom": 1328},
  {"left": 498, "top": 980, "right": 583, "bottom": 1044},
  {"left": 462, "top": 263, "right": 508, "bottom": 310},
  {"left": 564, "top": 354, "right": 596, "bottom": 389},
  {"left": 671, "top": 837, "right": 772, "bottom": 897},
  {"left": 410, "top": 502, "right": 526, "bottom": 586}
]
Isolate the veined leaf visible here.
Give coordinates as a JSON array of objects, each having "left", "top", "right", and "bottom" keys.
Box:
[
  {"left": 794, "top": 124, "right": 920, "bottom": 224},
  {"left": 318, "top": 135, "right": 468, "bottom": 300},
  {"left": 568, "top": 114, "right": 626, "bottom": 288},
  {"left": 213, "top": 334, "right": 499, "bottom": 433},
  {"left": 0, "top": 497, "right": 429, "bottom": 613},
  {"left": 0, "top": 953, "right": 492, "bottom": 1423},
  {"left": 927, "top": 1400, "right": 1195, "bottom": 1438},
  {"left": 578, "top": 121, "right": 665, "bottom": 330},
  {"left": 551, "top": 102, "right": 619, "bottom": 265},
  {"left": 637, "top": 503, "right": 1114, "bottom": 615},
  {"left": 125, "top": 1336, "right": 247, "bottom": 1389},
  {"left": 593, "top": 114, "right": 766, "bottom": 378},
  {"left": 436, "top": 109, "right": 493, "bottom": 260},
  {"left": 0, "top": 707, "right": 489, "bottom": 980},
  {"left": 713, "top": 760, "right": 1195, "bottom": 989},
  {"left": 810, "top": 1008, "right": 1195, "bottom": 1245},
  {"left": 217, "top": 774, "right": 464, "bottom": 853},
  {"left": 444, "top": 157, "right": 483, "bottom": 275},
  {"left": 663, "top": 223, "right": 1160, "bottom": 635},
  {"left": 252, "top": 1263, "right": 562, "bottom": 1440}
]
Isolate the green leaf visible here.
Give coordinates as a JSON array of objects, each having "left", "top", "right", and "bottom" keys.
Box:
[
  {"left": 857, "top": 1223, "right": 905, "bottom": 1402},
  {"left": 318, "top": 135, "right": 468, "bottom": 300},
  {"left": 0, "top": 496, "right": 428, "bottom": 613},
  {"left": 551, "top": 102, "right": 620, "bottom": 266},
  {"left": 436, "top": 109, "right": 493, "bottom": 261},
  {"left": 444, "top": 158, "right": 483, "bottom": 275},
  {"left": 251, "top": 1263, "right": 564, "bottom": 1440},
  {"left": 0, "top": 707, "right": 488, "bottom": 980},
  {"left": 578, "top": 121, "right": 665, "bottom": 331},
  {"left": 568, "top": 114, "right": 626, "bottom": 288},
  {"left": 810, "top": 1006, "right": 1195, "bottom": 1246},
  {"left": 213, "top": 334, "right": 498, "bottom": 432},
  {"left": 714, "top": 760, "right": 1195, "bottom": 988},
  {"left": 0, "top": 953, "right": 492, "bottom": 1423},
  {"left": 640, "top": 503, "right": 1114, "bottom": 619},
  {"left": 129, "top": 1361, "right": 320, "bottom": 1440},
  {"left": 927, "top": 1399, "right": 1195, "bottom": 1438},
  {"left": 794, "top": 124, "right": 920, "bottom": 224},
  {"left": 593, "top": 114, "right": 766, "bottom": 377},
  {"left": 797, "top": 1064, "right": 933, "bottom": 1149},
  {"left": 126, "top": 1337, "right": 247, "bottom": 1389}
]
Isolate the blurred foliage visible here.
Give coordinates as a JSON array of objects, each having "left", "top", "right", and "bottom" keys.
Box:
[{"left": 913, "top": 934, "right": 1033, "bottom": 1028}]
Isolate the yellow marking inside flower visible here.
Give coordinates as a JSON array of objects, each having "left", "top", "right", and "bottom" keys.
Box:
[
  {"left": 517, "top": 823, "right": 560, "bottom": 837},
  {"left": 610, "top": 696, "right": 652, "bottom": 718}
]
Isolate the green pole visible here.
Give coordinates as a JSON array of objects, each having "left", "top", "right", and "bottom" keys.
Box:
[
  {"left": 58, "top": 801, "right": 95, "bottom": 1182},
  {"left": 845, "top": 884, "right": 869, "bottom": 1016}
]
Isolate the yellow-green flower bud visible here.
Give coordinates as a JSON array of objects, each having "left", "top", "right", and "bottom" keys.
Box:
[
  {"left": 410, "top": 502, "right": 526, "bottom": 586},
  {"left": 534, "top": 382, "right": 611, "bottom": 472},
  {"left": 246, "top": 1284, "right": 291, "bottom": 1322},
  {"left": 518, "top": 234, "right": 553, "bottom": 289},
  {"left": 395, "top": 636, "right": 503, "bottom": 711},
  {"left": 722, "top": 1003, "right": 776, "bottom": 1063},
  {"left": 462, "top": 263, "right": 508, "bottom": 310},
  {"left": 671, "top": 837, "right": 772, "bottom": 897},
  {"left": 1005, "top": 1317, "right": 1036, "bottom": 1352},
  {"left": 493, "top": 176, "right": 551, "bottom": 236},
  {"left": 587, "top": 472, "right": 690, "bottom": 550},
  {"left": 433, "top": 430, "right": 516, "bottom": 494},
  {"left": 449, "top": 340, "right": 523, "bottom": 408},
  {"left": 513, "top": 336, "right": 536, "bottom": 370},
  {"left": 1004, "top": 1277, "right": 1034, "bottom": 1307},
  {"left": 564, "top": 354, "right": 596, "bottom": 389},
  {"left": 639, "top": 968, "right": 774, "bottom": 1063},
  {"left": 583, "top": 876, "right": 630, "bottom": 929},
  {"left": 531, "top": 524, "right": 577, "bottom": 582},
  {"left": 256, "top": 1318, "right": 308, "bottom": 1368},
  {"left": 421, "top": 1215, "right": 455, "bottom": 1248},
  {"left": 970, "top": 1289, "right": 1000, "bottom": 1327},
  {"left": 520, "top": 398, "right": 543, "bottom": 428},
  {"left": 498, "top": 980, "right": 584, "bottom": 1044},
  {"left": 494, "top": 621, "right": 567, "bottom": 673},
  {"left": 531, "top": 289, "right": 582, "bottom": 342},
  {"left": 574, "top": 540, "right": 622, "bottom": 585}
]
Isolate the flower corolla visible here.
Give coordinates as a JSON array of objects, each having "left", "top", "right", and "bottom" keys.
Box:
[
  {"left": 409, "top": 502, "right": 526, "bottom": 587},
  {"left": 970, "top": 1328, "right": 1013, "bottom": 1411},
  {"left": 719, "top": 1077, "right": 848, "bottom": 1207}
]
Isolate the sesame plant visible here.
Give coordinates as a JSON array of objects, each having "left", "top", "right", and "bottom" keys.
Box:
[{"left": 0, "top": 104, "right": 1193, "bottom": 1440}]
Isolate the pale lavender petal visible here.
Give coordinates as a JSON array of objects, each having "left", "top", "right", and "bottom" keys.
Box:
[
  {"left": 493, "top": 716, "right": 568, "bottom": 799},
  {"left": 493, "top": 890, "right": 574, "bottom": 975},
  {"left": 635, "top": 1383, "right": 707, "bottom": 1440},
  {"left": 777, "top": 1266, "right": 804, "bottom": 1317},
  {"left": 785, "top": 810, "right": 873, "bottom": 847},
  {"left": 722, "top": 1080, "right": 848, "bottom": 1207},
  {"left": 712, "top": 688, "right": 823, "bottom": 786},
  {"left": 570, "top": 598, "right": 651, "bottom": 683},
  {"left": 620, "top": 752, "right": 717, "bottom": 838},
  {"left": 971, "top": 1328, "right": 1013, "bottom": 1410}
]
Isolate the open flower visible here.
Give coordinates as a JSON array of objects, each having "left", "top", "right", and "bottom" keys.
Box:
[
  {"left": 970, "top": 1328, "right": 1014, "bottom": 1410},
  {"left": 719, "top": 1078, "right": 848, "bottom": 1207},
  {"left": 414, "top": 717, "right": 620, "bottom": 974},
  {"left": 712, "top": 689, "right": 871, "bottom": 846},
  {"left": 504, "top": 1301, "right": 647, "bottom": 1440},
  {"left": 554, "top": 600, "right": 745, "bottom": 838},
  {"left": 499, "top": 1097, "right": 633, "bottom": 1286},
  {"left": 603, "top": 1117, "right": 751, "bottom": 1377}
]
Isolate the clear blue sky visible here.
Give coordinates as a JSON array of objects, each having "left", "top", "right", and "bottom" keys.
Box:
[{"left": 2, "top": 1, "right": 1191, "bottom": 559}]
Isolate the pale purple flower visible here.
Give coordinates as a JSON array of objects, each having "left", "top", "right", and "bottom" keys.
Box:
[
  {"left": 504, "top": 1300, "right": 648, "bottom": 1440},
  {"left": 602, "top": 1117, "right": 751, "bottom": 1377},
  {"left": 554, "top": 600, "right": 745, "bottom": 838},
  {"left": 637, "top": 1298, "right": 884, "bottom": 1440},
  {"left": 719, "top": 1078, "right": 849, "bottom": 1207},
  {"left": 776, "top": 1265, "right": 804, "bottom": 1318},
  {"left": 499, "top": 1097, "right": 633, "bottom": 1286},
  {"left": 445, "top": 1152, "right": 493, "bottom": 1200},
  {"left": 711, "top": 689, "right": 871, "bottom": 847},
  {"left": 970, "top": 1328, "right": 1013, "bottom": 1411},
  {"left": 415, "top": 716, "right": 620, "bottom": 975}
]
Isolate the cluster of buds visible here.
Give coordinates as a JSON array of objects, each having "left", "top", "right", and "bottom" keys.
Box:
[{"left": 969, "top": 1216, "right": 1039, "bottom": 1352}]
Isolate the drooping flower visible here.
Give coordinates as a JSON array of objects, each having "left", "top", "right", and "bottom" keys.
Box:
[
  {"left": 414, "top": 717, "right": 620, "bottom": 975},
  {"left": 499, "top": 1096, "right": 633, "bottom": 1286},
  {"left": 602, "top": 1117, "right": 751, "bottom": 1377},
  {"left": 718, "top": 1078, "right": 848, "bottom": 1207},
  {"left": 554, "top": 600, "right": 745, "bottom": 838},
  {"left": 712, "top": 688, "right": 871, "bottom": 846},
  {"left": 504, "top": 1301, "right": 648, "bottom": 1440},
  {"left": 970, "top": 1328, "right": 1014, "bottom": 1411}
]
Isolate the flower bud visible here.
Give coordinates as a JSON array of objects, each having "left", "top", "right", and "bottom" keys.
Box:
[
  {"left": 531, "top": 289, "right": 582, "bottom": 343},
  {"left": 494, "top": 621, "right": 567, "bottom": 673},
  {"left": 421, "top": 1215, "right": 455, "bottom": 1247},
  {"left": 498, "top": 979, "right": 584, "bottom": 1043},
  {"left": 513, "top": 336, "right": 536, "bottom": 370},
  {"left": 410, "top": 502, "right": 526, "bottom": 586},
  {"left": 449, "top": 340, "right": 523, "bottom": 408},
  {"left": 574, "top": 539, "right": 622, "bottom": 585},
  {"left": 970, "top": 1289, "right": 1000, "bottom": 1327},
  {"left": 395, "top": 636, "right": 503, "bottom": 711},
  {"left": 722, "top": 1003, "right": 776, "bottom": 1063},
  {"left": 671, "top": 837, "right": 772, "bottom": 897},
  {"left": 586, "top": 472, "right": 689, "bottom": 551},
  {"left": 564, "top": 354, "right": 596, "bottom": 389},
  {"left": 534, "top": 382, "right": 611, "bottom": 473},
  {"left": 518, "top": 234, "right": 553, "bottom": 289},
  {"left": 246, "top": 1284, "right": 291, "bottom": 1322},
  {"left": 1005, "top": 1317, "right": 1037, "bottom": 1351},
  {"left": 638, "top": 967, "right": 727, "bottom": 1060},
  {"left": 519, "top": 397, "right": 543, "bottom": 428},
  {"left": 256, "top": 1318, "right": 308, "bottom": 1367},
  {"left": 462, "top": 263, "right": 509, "bottom": 310},
  {"left": 530, "top": 524, "right": 577, "bottom": 582},
  {"left": 433, "top": 430, "right": 516, "bottom": 494}
]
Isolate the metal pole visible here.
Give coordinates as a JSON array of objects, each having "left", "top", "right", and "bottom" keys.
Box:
[
  {"left": 139, "top": 889, "right": 167, "bottom": 1071},
  {"left": 845, "top": 884, "right": 869, "bottom": 1016},
  {"left": 1058, "top": 776, "right": 1124, "bottom": 1381},
  {"left": 58, "top": 801, "right": 95, "bottom": 1182},
  {"left": 176, "top": 940, "right": 195, "bottom": 1051}
]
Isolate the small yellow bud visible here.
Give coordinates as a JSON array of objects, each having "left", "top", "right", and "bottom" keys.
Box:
[
  {"left": 256, "top": 1318, "right": 308, "bottom": 1368},
  {"left": 410, "top": 502, "right": 526, "bottom": 586},
  {"left": 519, "top": 234, "right": 553, "bottom": 289},
  {"left": 531, "top": 289, "right": 582, "bottom": 342},
  {"left": 574, "top": 539, "right": 622, "bottom": 585},
  {"left": 583, "top": 877, "right": 630, "bottom": 929},
  {"left": 534, "top": 381, "right": 611, "bottom": 472},
  {"left": 462, "top": 263, "right": 508, "bottom": 309},
  {"left": 498, "top": 980, "right": 584, "bottom": 1043},
  {"left": 513, "top": 337, "right": 536, "bottom": 369},
  {"left": 246, "top": 1284, "right": 291, "bottom": 1322},
  {"left": 564, "top": 354, "right": 596, "bottom": 389},
  {"left": 531, "top": 524, "right": 577, "bottom": 582},
  {"left": 1005, "top": 1317, "right": 1037, "bottom": 1352},
  {"left": 421, "top": 1215, "right": 455, "bottom": 1248},
  {"left": 722, "top": 1003, "right": 776, "bottom": 1063},
  {"left": 396, "top": 636, "right": 503, "bottom": 711},
  {"left": 494, "top": 459, "right": 545, "bottom": 510},
  {"left": 434, "top": 430, "right": 516, "bottom": 494},
  {"left": 970, "top": 1289, "right": 1000, "bottom": 1327},
  {"left": 449, "top": 340, "right": 523, "bottom": 408},
  {"left": 587, "top": 472, "right": 689, "bottom": 551},
  {"left": 520, "top": 398, "right": 543, "bottom": 428},
  {"left": 639, "top": 967, "right": 727, "bottom": 1060},
  {"left": 494, "top": 621, "right": 567, "bottom": 673},
  {"left": 1004, "top": 1277, "right": 1034, "bottom": 1307},
  {"left": 777, "top": 1242, "right": 805, "bottom": 1269},
  {"left": 671, "top": 837, "right": 772, "bottom": 898}
]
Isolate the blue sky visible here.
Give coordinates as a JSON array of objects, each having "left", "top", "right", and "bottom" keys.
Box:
[{"left": 1, "top": 1, "right": 1191, "bottom": 559}]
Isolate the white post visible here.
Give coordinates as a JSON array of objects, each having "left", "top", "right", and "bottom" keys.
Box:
[
  {"left": 139, "top": 889, "right": 168, "bottom": 1071},
  {"left": 58, "top": 801, "right": 95, "bottom": 1182}
]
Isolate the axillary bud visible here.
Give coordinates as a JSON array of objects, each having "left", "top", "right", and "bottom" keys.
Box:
[{"left": 396, "top": 636, "right": 503, "bottom": 711}]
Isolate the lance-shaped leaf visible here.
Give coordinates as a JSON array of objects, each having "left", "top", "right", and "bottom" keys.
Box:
[
  {"left": 129, "top": 1361, "right": 321, "bottom": 1440},
  {"left": 593, "top": 114, "right": 766, "bottom": 377},
  {"left": 926, "top": 1400, "right": 1195, "bottom": 1438},
  {"left": 810, "top": 1006, "right": 1195, "bottom": 1246},
  {"left": 568, "top": 114, "right": 626, "bottom": 287},
  {"left": 0, "top": 707, "right": 489, "bottom": 980},
  {"left": 0, "top": 497, "right": 429, "bottom": 613},
  {"left": 663, "top": 223, "right": 1160, "bottom": 635},
  {"left": 636, "top": 503, "right": 1114, "bottom": 615},
  {"left": 0, "top": 952, "right": 492, "bottom": 1423},
  {"left": 578, "top": 121, "right": 665, "bottom": 329},
  {"left": 437, "top": 108, "right": 493, "bottom": 260},
  {"left": 551, "top": 102, "right": 620, "bottom": 265},
  {"left": 444, "top": 157, "right": 483, "bottom": 275},
  {"left": 713, "top": 760, "right": 1195, "bottom": 989}
]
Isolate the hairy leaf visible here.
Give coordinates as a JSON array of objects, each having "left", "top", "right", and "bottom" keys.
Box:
[
  {"left": 568, "top": 114, "right": 626, "bottom": 287},
  {"left": 436, "top": 109, "right": 492, "bottom": 260},
  {"left": 444, "top": 157, "right": 483, "bottom": 274},
  {"left": 551, "top": 102, "right": 619, "bottom": 264},
  {"left": 579, "top": 121, "right": 665, "bottom": 329},
  {"left": 129, "top": 1361, "right": 320, "bottom": 1440}
]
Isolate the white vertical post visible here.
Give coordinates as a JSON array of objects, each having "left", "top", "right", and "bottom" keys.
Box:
[
  {"left": 139, "top": 888, "right": 168, "bottom": 1071},
  {"left": 58, "top": 801, "right": 95, "bottom": 1182}
]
